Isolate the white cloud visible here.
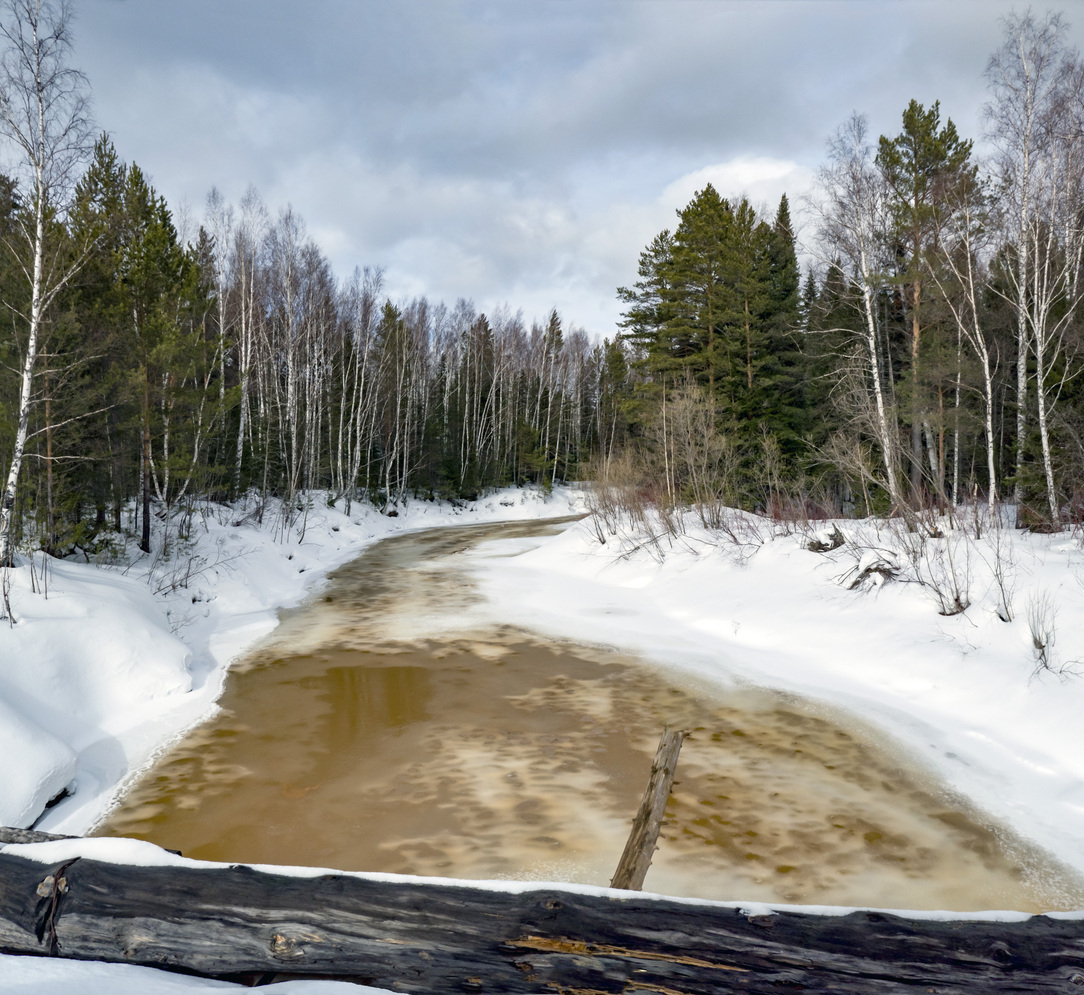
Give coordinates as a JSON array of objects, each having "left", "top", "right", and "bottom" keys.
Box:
[{"left": 661, "top": 157, "right": 813, "bottom": 216}]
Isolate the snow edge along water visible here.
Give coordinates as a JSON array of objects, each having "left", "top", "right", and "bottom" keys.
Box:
[{"left": 463, "top": 505, "right": 1084, "bottom": 903}]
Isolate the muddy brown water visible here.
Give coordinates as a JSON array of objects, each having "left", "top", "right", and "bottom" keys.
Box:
[{"left": 97, "top": 517, "right": 1084, "bottom": 911}]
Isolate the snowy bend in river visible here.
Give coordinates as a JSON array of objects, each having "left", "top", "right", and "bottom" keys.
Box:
[{"left": 98, "top": 516, "right": 1084, "bottom": 912}]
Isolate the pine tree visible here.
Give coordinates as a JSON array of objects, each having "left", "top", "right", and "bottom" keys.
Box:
[{"left": 877, "top": 99, "right": 973, "bottom": 501}]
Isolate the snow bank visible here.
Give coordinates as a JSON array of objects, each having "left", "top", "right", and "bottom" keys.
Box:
[
  {"left": 0, "top": 952, "right": 379, "bottom": 995},
  {"left": 0, "top": 698, "right": 76, "bottom": 827}
]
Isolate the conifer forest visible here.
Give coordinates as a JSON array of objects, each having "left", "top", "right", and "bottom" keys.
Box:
[{"left": 2, "top": 4, "right": 1084, "bottom": 563}]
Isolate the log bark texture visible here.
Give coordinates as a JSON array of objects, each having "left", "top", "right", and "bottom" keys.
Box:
[
  {"left": 0, "top": 827, "right": 76, "bottom": 845},
  {"left": 2, "top": 844, "right": 1084, "bottom": 991}
]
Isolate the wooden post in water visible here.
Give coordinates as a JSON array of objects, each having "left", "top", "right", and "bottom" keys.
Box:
[{"left": 610, "top": 726, "right": 687, "bottom": 891}]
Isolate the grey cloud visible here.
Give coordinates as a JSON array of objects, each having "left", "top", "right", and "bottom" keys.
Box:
[{"left": 72, "top": 0, "right": 1084, "bottom": 334}]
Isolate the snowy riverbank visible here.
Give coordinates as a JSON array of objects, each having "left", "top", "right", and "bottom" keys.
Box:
[
  {"left": 4, "top": 492, "right": 1084, "bottom": 993},
  {"left": 0, "top": 487, "right": 586, "bottom": 837}
]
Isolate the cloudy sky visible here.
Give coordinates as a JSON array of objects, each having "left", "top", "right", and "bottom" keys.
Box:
[{"left": 70, "top": 0, "right": 1084, "bottom": 336}]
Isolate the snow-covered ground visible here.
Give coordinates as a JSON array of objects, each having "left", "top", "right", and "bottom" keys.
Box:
[
  {"left": 3, "top": 490, "right": 1084, "bottom": 992},
  {"left": 0, "top": 489, "right": 585, "bottom": 836}
]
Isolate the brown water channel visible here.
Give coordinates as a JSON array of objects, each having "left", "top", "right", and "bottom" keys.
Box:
[{"left": 98, "top": 518, "right": 1083, "bottom": 911}]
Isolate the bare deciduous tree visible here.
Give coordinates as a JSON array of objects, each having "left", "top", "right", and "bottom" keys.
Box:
[
  {"left": 929, "top": 168, "right": 1003, "bottom": 518},
  {"left": 808, "top": 113, "right": 907, "bottom": 519},
  {"left": 985, "top": 11, "right": 1084, "bottom": 527}
]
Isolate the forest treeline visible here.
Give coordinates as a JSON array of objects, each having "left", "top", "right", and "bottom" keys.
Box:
[
  {"left": 1, "top": 4, "right": 1083, "bottom": 563},
  {"left": 0, "top": 143, "right": 628, "bottom": 558},
  {"left": 613, "top": 11, "right": 1084, "bottom": 531}
]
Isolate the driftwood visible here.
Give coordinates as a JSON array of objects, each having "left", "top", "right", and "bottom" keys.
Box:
[
  {"left": 610, "top": 726, "right": 686, "bottom": 890},
  {"left": 2, "top": 835, "right": 1084, "bottom": 991}
]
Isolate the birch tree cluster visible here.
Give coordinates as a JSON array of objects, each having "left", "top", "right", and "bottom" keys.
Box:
[
  {"left": 804, "top": 11, "right": 1084, "bottom": 527},
  {"left": 0, "top": 0, "right": 637, "bottom": 561},
  {"left": 0, "top": 141, "right": 628, "bottom": 557}
]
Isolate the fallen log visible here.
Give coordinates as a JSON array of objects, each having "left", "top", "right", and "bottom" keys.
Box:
[{"left": 1, "top": 836, "right": 1084, "bottom": 992}]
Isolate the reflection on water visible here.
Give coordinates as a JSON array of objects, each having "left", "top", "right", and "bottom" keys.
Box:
[{"left": 97, "top": 518, "right": 1084, "bottom": 911}]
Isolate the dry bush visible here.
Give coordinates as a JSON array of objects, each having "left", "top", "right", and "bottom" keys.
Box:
[
  {"left": 712, "top": 506, "right": 769, "bottom": 563},
  {"left": 985, "top": 513, "right": 1017, "bottom": 622},
  {"left": 1025, "top": 590, "right": 1073, "bottom": 679},
  {"left": 918, "top": 533, "right": 972, "bottom": 615},
  {"left": 882, "top": 516, "right": 971, "bottom": 615},
  {"left": 817, "top": 431, "right": 885, "bottom": 520},
  {"left": 829, "top": 516, "right": 973, "bottom": 615},
  {"left": 583, "top": 450, "right": 650, "bottom": 544},
  {"left": 644, "top": 379, "right": 738, "bottom": 530}
]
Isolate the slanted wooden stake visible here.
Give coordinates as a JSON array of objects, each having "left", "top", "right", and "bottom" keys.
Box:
[{"left": 610, "top": 726, "right": 686, "bottom": 890}]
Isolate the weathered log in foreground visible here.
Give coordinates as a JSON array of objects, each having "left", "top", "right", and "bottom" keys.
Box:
[{"left": 2, "top": 839, "right": 1084, "bottom": 992}]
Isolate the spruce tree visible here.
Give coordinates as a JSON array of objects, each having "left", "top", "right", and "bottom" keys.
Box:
[
  {"left": 665, "top": 183, "right": 735, "bottom": 392},
  {"left": 759, "top": 194, "right": 805, "bottom": 459},
  {"left": 617, "top": 229, "right": 672, "bottom": 365}
]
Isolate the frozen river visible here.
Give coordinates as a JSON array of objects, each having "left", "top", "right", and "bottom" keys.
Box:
[{"left": 97, "top": 517, "right": 1082, "bottom": 911}]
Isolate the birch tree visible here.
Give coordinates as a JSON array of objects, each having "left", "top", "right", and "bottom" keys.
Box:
[
  {"left": 986, "top": 12, "right": 1084, "bottom": 527},
  {"left": 229, "top": 186, "right": 266, "bottom": 495},
  {"left": 986, "top": 11, "right": 1068, "bottom": 516},
  {"left": 809, "top": 113, "right": 907, "bottom": 518},
  {"left": 203, "top": 187, "right": 232, "bottom": 404},
  {"left": 929, "top": 170, "right": 1003, "bottom": 516},
  {"left": 0, "top": 0, "right": 91, "bottom": 563}
]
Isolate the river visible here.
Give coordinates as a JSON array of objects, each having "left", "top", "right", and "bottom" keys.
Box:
[{"left": 97, "top": 516, "right": 1084, "bottom": 911}]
